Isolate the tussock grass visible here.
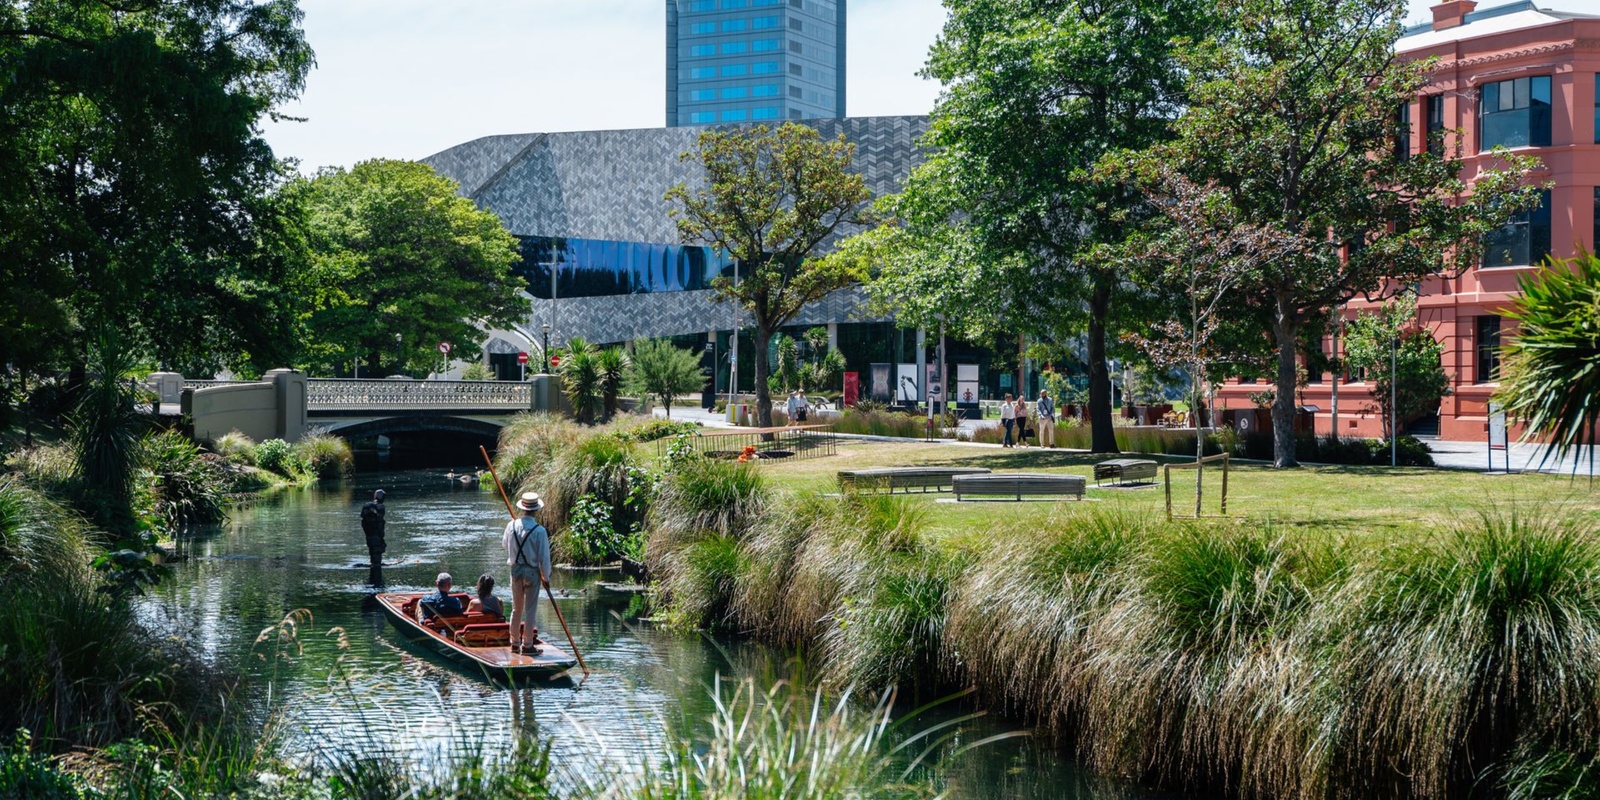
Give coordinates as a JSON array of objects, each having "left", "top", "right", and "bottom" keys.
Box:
[
  {"left": 211, "top": 430, "right": 257, "bottom": 466},
  {"left": 495, "top": 412, "right": 585, "bottom": 491},
  {"left": 293, "top": 433, "right": 354, "bottom": 480}
]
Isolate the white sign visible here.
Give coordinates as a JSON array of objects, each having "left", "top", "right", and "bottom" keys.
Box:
[
  {"left": 437, "top": 341, "right": 452, "bottom": 355},
  {"left": 897, "top": 363, "right": 920, "bottom": 403},
  {"left": 956, "top": 364, "right": 979, "bottom": 405}
]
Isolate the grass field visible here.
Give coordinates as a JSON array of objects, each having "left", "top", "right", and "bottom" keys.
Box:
[{"left": 755, "top": 438, "right": 1600, "bottom": 541}]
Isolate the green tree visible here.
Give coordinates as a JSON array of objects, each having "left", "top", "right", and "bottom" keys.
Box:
[
  {"left": 1343, "top": 295, "right": 1450, "bottom": 442},
  {"left": 1496, "top": 254, "right": 1600, "bottom": 470},
  {"left": 286, "top": 159, "right": 524, "bottom": 376},
  {"left": 666, "top": 123, "right": 873, "bottom": 429},
  {"left": 1142, "top": 0, "right": 1541, "bottom": 467},
  {"left": 597, "top": 347, "right": 631, "bottom": 422},
  {"left": 857, "top": 0, "right": 1217, "bottom": 453},
  {"left": 629, "top": 338, "right": 707, "bottom": 419},
  {"left": 0, "top": 0, "right": 313, "bottom": 379},
  {"left": 558, "top": 337, "right": 602, "bottom": 425}
]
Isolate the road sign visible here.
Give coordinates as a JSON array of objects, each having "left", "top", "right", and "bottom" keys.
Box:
[
  {"left": 437, "top": 341, "right": 452, "bottom": 355},
  {"left": 1488, "top": 401, "right": 1508, "bottom": 451},
  {"left": 551, "top": 354, "right": 561, "bottom": 367},
  {"left": 517, "top": 351, "right": 529, "bottom": 365}
]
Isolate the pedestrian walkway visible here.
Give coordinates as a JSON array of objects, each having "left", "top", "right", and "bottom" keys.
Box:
[{"left": 1426, "top": 438, "right": 1599, "bottom": 477}]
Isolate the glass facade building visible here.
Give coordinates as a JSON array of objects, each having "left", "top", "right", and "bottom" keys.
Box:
[
  {"left": 516, "top": 235, "right": 736, "bottom": 299},
  {"left": 666, "top": 0, "right": 846, "bottom": 126}
]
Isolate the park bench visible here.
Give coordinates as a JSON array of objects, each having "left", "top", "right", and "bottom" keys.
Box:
[
  {"left": 953, "top": 473, "right": 1086, "bottom": 502},
  {"left": 837, "top": 466, "right": 992, "bottom": 494},
  {"left": 1094, "top": 458, "right": 1159, "bottom": 486}
]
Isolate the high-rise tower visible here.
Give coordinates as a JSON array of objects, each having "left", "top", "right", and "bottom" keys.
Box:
[{"left": 666, "top": 0, "right": 846, "bottom": 127}]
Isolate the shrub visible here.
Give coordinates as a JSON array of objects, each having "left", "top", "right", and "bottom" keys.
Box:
[
  {"left": 650, "top": 458, "right": 768, "bottom": 552},
  {"left": 253, "top": 438, "right": 303, "bottom": 478},
  {"left": 0, "top": 730, "right": 87, "bottom": 800},
  {"left": 616, "top": 418, "right": 700, "bottom": 443},
  {"left": 293, "top": 433, "right": 353, "bottom": 480},
  {"left": 211, "top": 430, "right": 257, "bottom": 466},
  {"left": 3, "top": 444, "right": 80, "bottom": 501},
  {"left": 566, "top": 492, "right": 622, "bottom": 565},
  {"left": 140, "top": 430, "right": 228, "bottom": 528},
  {"left": 459, "top": 361, "right": 493, "bottom": 380}
]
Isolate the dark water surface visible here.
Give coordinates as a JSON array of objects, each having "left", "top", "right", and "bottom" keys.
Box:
[{"left": 144, "top": 471, "right": 1170, "bottom": 799}]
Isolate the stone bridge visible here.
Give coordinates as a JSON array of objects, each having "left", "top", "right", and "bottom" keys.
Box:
[{"left": 147, "top": 370, "right": 561, "bottom": 445}]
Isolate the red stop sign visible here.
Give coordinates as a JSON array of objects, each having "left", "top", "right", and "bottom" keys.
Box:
[
  {"left": 517, "top": 352, "right": 529, "bottom": 365},
  {"left": 551, "top": 355, "right": 561, "bottom": 367}
]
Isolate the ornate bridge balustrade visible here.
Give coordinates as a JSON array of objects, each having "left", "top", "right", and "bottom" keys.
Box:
[{"left": 304, "top": 379, "right": 532, "bottom": 412}]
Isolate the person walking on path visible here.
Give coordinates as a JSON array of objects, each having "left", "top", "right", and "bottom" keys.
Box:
[
  {"left": 1036, "top": 389, "right": 1056, "bottom": 448},
  {"left": 1013, "top": 396, "right": 1030, "bottom": 447},
  {"left": 360, "top": 490, "right": 386, "bottom": 568},
  {"left": 1000, "top": 393, "right": 1016, "bottom": 447},
  {"left": 502, "top": 492, "right": 552, "bottom": 654},
  {"left": 795, "top": 390, "right": 810, "bottom": 423},
  {"left": 786, "top": 391, "right": 800, "bottom": 425}
]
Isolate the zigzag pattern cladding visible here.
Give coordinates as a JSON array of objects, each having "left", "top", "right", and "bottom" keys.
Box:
[{"left": 420, "top": 117, "right": 928, "bottom": 344}]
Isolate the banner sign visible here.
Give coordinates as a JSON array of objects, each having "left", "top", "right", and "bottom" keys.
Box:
[{"left": 843, "top": 372, "right": 860, "bottom": 407}]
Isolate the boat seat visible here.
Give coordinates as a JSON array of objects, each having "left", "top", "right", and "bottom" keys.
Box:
[{"left": 454, "top": 621, "right": 511, "bottom": 647}]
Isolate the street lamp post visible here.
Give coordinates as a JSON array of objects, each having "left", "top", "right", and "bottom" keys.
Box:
[
  {"left": 542, "top": 323, "right": 551, "bottom": 373},
  {"left": 1390, "top": 331, "right": 1398, "bottom": 467},
  {"left": 394, "top": 333, "right": 403, "bottom": 377}
]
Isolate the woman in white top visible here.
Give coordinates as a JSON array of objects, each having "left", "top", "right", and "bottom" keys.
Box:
[
  {"left": 999, "top": 393, "right": 1016, "bottom": 447},
  {"left": 502, "top": 492, "right": 551, "bottom": 654}
]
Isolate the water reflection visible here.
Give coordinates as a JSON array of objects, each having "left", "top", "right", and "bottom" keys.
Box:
[{"left": 146, "top": 470, "right": 1168, "bottom": 799}]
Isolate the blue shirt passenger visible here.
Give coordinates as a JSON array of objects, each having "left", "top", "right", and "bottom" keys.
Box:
[{"left": 421, "top": 572, "right": 464, "bottom": 620}]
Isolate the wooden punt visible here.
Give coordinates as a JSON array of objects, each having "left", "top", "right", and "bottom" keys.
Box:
[{"left": 376, "top": 592, "right": 577, "bottom": 681}]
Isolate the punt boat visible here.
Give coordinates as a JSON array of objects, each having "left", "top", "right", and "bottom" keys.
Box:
[{"left": 376, "top": 592, "right": 577, "bottom": 681}]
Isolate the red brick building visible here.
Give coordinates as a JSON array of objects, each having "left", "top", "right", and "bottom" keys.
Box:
[{"left": 1212, "top": 0, "right": 1600, "bottom": 442}]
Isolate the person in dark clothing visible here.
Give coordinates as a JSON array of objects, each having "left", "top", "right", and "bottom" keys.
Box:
[
  {"left": 420, "top": 572, "right": 464, "bottom": 620},
  {"left": 361, "top": 489, "right": 386, "bottom": 567}
]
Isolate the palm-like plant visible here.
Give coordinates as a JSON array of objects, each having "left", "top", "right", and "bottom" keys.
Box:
[
  {"left": 596, "top": 346, "right": 631, "bottom": 422},
  {"left": 1497, "top": 254, "right": 1600, "bottom": 470},
  {"left": 72, "top": 332, "right": 150, "bottom": 534},
  {"left": 557, "top": 337, "right": 601, "bottom": 424}
]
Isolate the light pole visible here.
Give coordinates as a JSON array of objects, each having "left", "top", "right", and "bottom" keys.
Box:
[
  {"left": 728, "top": 258, "right": 740, "bottom": 404},
  {"left": 542, "top": 323, "right": 551, "bottom": 374},
  {"left": 1390, "top": 330, "right": 1398, "bottom": 467},
  {"left": 394, "top": 333, "right": 403, "bottom": 377}
]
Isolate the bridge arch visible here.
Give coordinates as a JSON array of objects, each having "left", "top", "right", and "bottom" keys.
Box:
[{"left": 319, "top": 415, "right": 507, "bottom": 442}]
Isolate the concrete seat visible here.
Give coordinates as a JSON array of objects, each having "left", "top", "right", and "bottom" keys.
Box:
[{"left": 953, "top": 473, "right": 1085, "bottom": 501}]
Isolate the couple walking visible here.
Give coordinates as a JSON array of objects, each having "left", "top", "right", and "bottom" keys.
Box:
[{"left": 999, "top": 389, "right": 1057, "bottom": 448}]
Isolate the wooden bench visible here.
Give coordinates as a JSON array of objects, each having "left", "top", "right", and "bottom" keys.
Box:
[
  {"left": 837, "top": 466, "right": 992, "bottom": 494},
  {"left": 1094, "top": 458, "right": 1159, "bottom": 486},
  {"left": 954, "top": 473, "right": 1086, "bottom": 501}
]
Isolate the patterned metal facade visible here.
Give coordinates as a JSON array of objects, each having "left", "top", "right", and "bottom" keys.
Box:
[{"left": 421, "top": 116, "right": 928, "bottom": 348}]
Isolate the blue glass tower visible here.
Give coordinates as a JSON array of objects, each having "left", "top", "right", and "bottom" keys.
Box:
[{"left": 666, "top": 0, "right": 846, "bottom": 127}]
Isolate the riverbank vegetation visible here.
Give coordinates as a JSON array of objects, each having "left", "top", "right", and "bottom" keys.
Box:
[{"left": 487, "top": 417, "right": 1600, "bottom": 798}]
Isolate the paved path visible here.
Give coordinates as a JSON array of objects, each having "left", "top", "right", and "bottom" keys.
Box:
[{"left": 1424, "top": 438, "right": 1599, "bottom": 477}]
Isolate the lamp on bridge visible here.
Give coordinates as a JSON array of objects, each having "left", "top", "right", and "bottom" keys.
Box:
[{"left": 542, "top": 323, "right": 551, "bottom": 373}]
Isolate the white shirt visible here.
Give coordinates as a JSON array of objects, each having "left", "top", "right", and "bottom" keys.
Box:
[
  {"left": 502, "top": 516, "right": 550, "bottom": 580},
  {"left": 1000, "top": 403, "right": 1015, "bottom": 420}
]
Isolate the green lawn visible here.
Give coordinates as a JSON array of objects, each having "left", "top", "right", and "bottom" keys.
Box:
[{"left": 758, "top": 439, "right": 1600, "bottom": 541}]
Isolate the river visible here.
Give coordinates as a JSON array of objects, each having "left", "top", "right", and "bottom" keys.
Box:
[{"left": 144, "top": 470, "right": 1172, "bottom": 798}]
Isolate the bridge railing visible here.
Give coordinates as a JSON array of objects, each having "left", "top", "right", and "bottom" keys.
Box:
[{"left": 304, "top": 379, "right": 532, "bottom": 411}]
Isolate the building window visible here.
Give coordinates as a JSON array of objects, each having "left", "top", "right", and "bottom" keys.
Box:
[
  {"left": 723, "top": 0, "right": 747, "bottom": 7},
  {"left": 790, "top": 108, "right": 803, "bottom": 119},
  {"left": 752, "top": 61, "right": 778, "bottom": 74},
  {"left": 721, "top": 109, "right": 748, "bottom": 121},
  {"left": 752, "top": 107, "right": 779, "bottom": 120},
  {"left": 721, "top": 64, "right": 747, "bottom": 77},
  {"left": 690, "top": 67, "right": 716, "bottom": 79},
  {"left": 1395, "top": 102, "right": 1411, "bottom": 160},
  {"left": 1476, "top": 315, "right": 1501, "bottom": 382},
  {"left": 1594, "top": 188, "right": 1600, "bottom": 253},
  {"left": 689, "top": 0, "right": 715, "bottom": 9},
  {"left": 722, "top": 86, "right": 747, "bottom": 99},
  {"left": 690, "top": 22, "right": 716, "bottom": 34},
  {"left": 1594, "top": 76, "right": 1599, "bottom": 145},
  {"left": 721, "top": 18, "right": 746, "bottom": 31},
  {"left": 1483, "top": 189, "right": 1551, "bottom": 267},
  {"left": 1479, "top": 75, "right": 1552, "bottom": 150},
  {"left": 753, "top": 15, "right": 778, "bottom": 28},
  {"left": 789, "top": 41, "right": 802, "bottom": 53},
  {"left": 720, "top": 41, "right": 747, "bottom": 54},
  {"left": 690, "top": 44, "right": 715, "bottom": 57},
  {"left": 752, "top": 84, "right": 779, "bottom": 97},
  {"left": 690, "top": 89, "right": 717, "bottom": 101},
  {"left": 789, "top": 63, "right": 803, "bottom": 75},
  {"left": 789, "top": 86, "right": 803, "bottom": 98},
  {"left": 789, "top": 18, "right": 803, "bottom": 30},
  {"left": 689, "top": 111, "right": 716, "bottom": 124},
  {"left": 753, "top": 38, "right": 779, "bottom": 52},
  {"left": 1426, "top": 95, "right": 1444, "bottom": 156}
]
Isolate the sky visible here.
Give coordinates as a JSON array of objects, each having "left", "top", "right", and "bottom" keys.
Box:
[{"left": 259, "top": 0, "right": 1512, "bottom": 172}]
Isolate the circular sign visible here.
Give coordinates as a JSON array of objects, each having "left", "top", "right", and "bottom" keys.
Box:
[
  {"left": 517, "top": 351, "right": 529, "bottom": 365},
  {"left": 437, "top": 341, "right": 452, "bottom": 355},
  {"left": 551, "top": 354, "right": 562, "bottom": 367}
]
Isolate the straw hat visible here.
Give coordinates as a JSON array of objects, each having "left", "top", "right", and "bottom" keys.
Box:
[{"left": 515, "top": 492, "right": 544, "bottom": 512}]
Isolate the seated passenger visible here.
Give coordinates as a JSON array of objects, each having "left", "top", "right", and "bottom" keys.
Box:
[
  {"left": 420, "top": 572, "right": 464, "bottom": 620},
  {"left": 467, "top": 572, "right": 504, "bottom": 618}
]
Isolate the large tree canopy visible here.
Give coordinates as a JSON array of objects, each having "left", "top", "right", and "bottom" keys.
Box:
[
  {"left": 1139, "top": 0, "right": 1540, "bottom": 467},
  {"left": 859, "top": 0, "right": 1216, "bottom": 453},
  {"left": 0, "top": 0, "right": 314, "bottom": 376},
  {"left": 666, "top": 123, "right": 872, "bottom": 429},
  {"left": 285, "top": 159, "right": 525, "bottom": 376}
]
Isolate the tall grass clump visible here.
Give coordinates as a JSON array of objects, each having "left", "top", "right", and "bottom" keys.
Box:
[
  {"left": 293, "top": 432, "right": 354, "bottom": 480},
  {"left": 830, "top": 410, "right": 933, "bottom": 439},
  {"left": 495, "top": 412, "right": 584, "bottom": 490},
  {"left": 943, "top": 507, "right": 1148, "bottom": 734},
  {"left": 211, "top": 430, "right": 257, "bottom": 466},
  {"left": 1310, "top": 508, "right": 1600, "bottom": 798},
  {"left": 2, "top": 443, "right": 81, "bottom": 511},
  {"left": 588, "top": 677, "right": 939, "bottom": 800},
  {"left": 649, "top": 457, "right": 769, "bottom": 552},
  {"left": 140, "top": 429, "right": 228, "bottom": 527},
  {"left": 1080, "top": 521, "right": 1339, "bottom": 795}
]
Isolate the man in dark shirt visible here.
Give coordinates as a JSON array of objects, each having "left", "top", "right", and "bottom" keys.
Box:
[
  {"left": 360, "top": 489, "right": 386, "bottom": 567},
  {"left": 420, "top": 572, "right": 464, "bottom": 620}
]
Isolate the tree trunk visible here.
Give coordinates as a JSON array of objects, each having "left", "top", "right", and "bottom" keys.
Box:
[
  {"left": 1087, "top": 277, "right": 1120, "bottom": 454},
  {"left": 1271, "top": 309, "right": 1300, "bottom": 469},
  {"left": 753, "top": 326, "right": 773, "bottom": 430}
]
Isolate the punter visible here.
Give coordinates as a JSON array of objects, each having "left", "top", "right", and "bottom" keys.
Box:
[
  {"left": 503, "top": 492, "right": 551, "bottom": 655},
  {"left": 360, "top": 489, "right": 387, "bottom": 567}
]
